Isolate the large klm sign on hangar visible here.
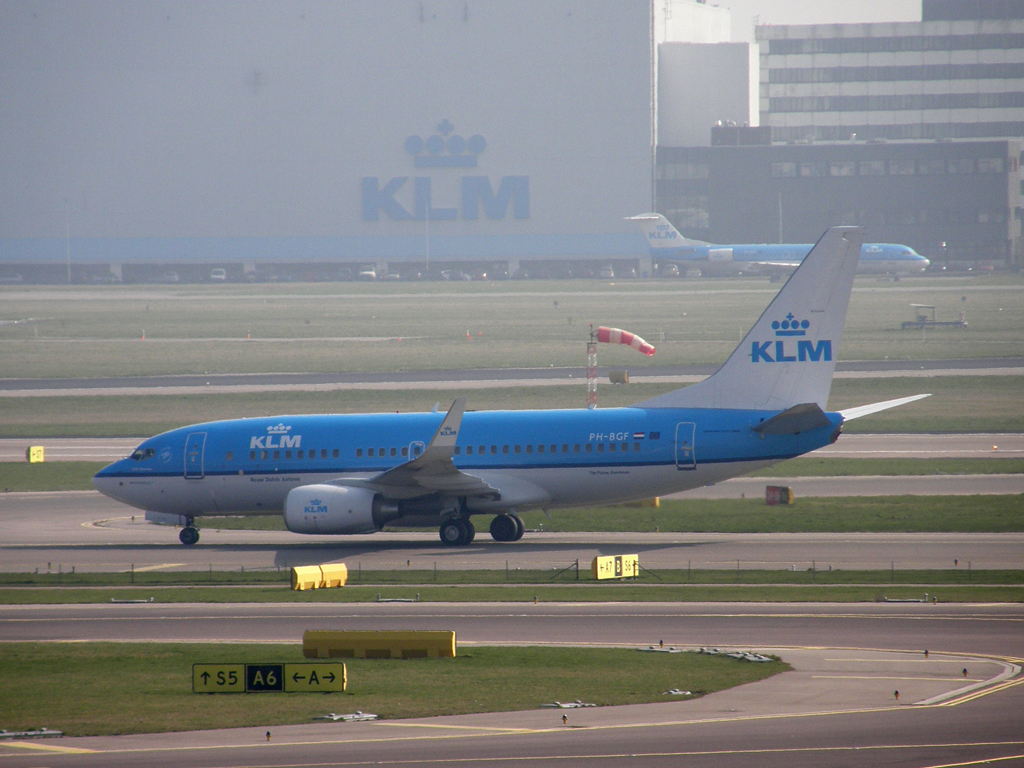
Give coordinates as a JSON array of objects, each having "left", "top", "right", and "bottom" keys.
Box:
[{"left": 362, "top": 120, "right": 530, "bottom": 223}]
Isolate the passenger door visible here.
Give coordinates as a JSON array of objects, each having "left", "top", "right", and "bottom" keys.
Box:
[
  {"left": 184, "top": 432, "right": 207, "bottom": 479},
  {"left": 675, "top": 423, "right": 696, "bottom": 470}
]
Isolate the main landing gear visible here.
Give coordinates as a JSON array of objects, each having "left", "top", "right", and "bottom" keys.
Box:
[
  {"left": 489, "top": 513, "right": 524, "bottom": 542},
  {"left": 179, "top": 516, "right": 200, "bottom": 546},
  {"left": 439, "top": 517, "right": 475, "bottom": 546},
  {"left": 438, "top": 513, "right": 525, "bottom": 546}
]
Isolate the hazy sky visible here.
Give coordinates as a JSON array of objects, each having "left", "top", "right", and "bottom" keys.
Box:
[{"left": 722, "top": 0, "right": 923, "bottom": 41}]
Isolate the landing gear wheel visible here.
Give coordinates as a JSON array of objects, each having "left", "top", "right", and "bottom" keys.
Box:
[
  {"left": 440, "top": 519, "right": 463, "bottom": 546},
  {"left": 439, "top": 518, "right": 475, "bottom": 546},
  {"left": 489, "top": 514, "right": 518, "bottom": 542},
  {"left": 179, "top": 526, "right": 200, "bottom": 546},
  {"left": 511, "top": 514, "right": 525, "bottom": 541}
]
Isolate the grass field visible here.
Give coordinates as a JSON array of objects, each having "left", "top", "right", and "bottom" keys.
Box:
[
  {"left": 0, "top": 643, "right": 785, "bottom": 736},
  {"left": 2, "top": 375, "right": 1023, "bottom": 436},
  {"left": 198, "top": 494, "right": 1022, "bottom": 534},
  {"left": 2, "top": 275, "right": 1022, "bottom": 379}
]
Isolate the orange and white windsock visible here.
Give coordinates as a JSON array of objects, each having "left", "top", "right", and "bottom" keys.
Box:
[{"left": 596, "top": 326, "right": 656, "bottom": 356}]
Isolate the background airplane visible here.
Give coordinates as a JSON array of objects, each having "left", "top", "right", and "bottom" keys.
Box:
[
  {"left": 629, "top": 213, "right": 929, "bottom": 276},
  {"left": 94, "top": 227, "right": 927, "bottom": 547}
]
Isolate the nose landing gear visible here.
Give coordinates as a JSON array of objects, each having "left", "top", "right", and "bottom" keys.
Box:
[{"left": 179, "top": 516, "right": 200, "bottom": 546}]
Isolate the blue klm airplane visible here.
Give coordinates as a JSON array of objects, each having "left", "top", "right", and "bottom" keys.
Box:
[
  {"left": 630, "top": 213, "right": 929, "bottom": 276},
  {"left": 94, "top": 227, "right": 927, "bottom": 546}
]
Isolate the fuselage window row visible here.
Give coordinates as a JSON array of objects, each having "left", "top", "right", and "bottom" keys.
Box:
[{"left": 243, "top": 441, "right": 641, "bottom": 465}]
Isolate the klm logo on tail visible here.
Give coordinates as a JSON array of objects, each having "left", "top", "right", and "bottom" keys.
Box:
[{"left": 751, "top": 313, "right": 832, "bottom": 363}]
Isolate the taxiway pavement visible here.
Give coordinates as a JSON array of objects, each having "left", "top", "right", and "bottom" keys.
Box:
[{"left": 1, "top": 602, "right": 1021, "bottom": 768}]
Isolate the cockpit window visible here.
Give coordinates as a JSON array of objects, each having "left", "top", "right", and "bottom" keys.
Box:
[{"left": 129, "top": 448, "right": 156, "bottom": 461}]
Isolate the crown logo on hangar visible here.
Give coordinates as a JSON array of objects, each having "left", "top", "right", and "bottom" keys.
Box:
[
  {"left": 405, "top": 119, "right": 487, "bottom": 168},
  {"left": 772, "top": 313, "right": 810, "bottom": 337}
]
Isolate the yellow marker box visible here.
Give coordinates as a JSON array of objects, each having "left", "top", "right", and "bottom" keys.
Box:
[
  {"left": 591, "top": 554, "right": 640, "bottom": 580},
  {"left": 192, "top": 664, "right": 245, "bottom": 693},
  {"left": 27, "top": 446, "right": 44, "bottom": 463},
  {"left": 283, "top": 663, "right": 346, "bottom": 692}
]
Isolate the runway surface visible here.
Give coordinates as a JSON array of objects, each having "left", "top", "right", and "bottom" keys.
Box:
[
  {"left": 3, "top": 432, "right": 1024, "bottom": 462},
  {"left": 2, "top": 490, "right": 1022, "bottom": 573},
  {"left": 1, "top": 602, "right": 1022, "bottom": 768}
]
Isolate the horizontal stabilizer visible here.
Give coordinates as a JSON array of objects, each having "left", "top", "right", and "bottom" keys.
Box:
[
  {"left": 752, "top": 403, "right": 832, "bottom": 435},
  {"left": 839, "top": 394, "right": 930, "bottom": 421}
]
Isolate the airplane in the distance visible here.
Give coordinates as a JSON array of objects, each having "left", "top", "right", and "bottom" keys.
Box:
[
  {"left": 629, "top": 213, "right": 929, "bottom": 276},
  {"left": 94, "top": 227, "right": 928, "bottom": 547}
]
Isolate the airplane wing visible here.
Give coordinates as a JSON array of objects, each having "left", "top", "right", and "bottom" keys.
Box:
[{"left": 330, "top": 398, "right": 499, "bottom": 501}]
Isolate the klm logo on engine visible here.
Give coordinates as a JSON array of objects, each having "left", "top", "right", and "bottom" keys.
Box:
[
  {"left": 249, "top": 423, "right": 302, "bottom": 450},
  {"left": 750, "top": 313, "right": 832, "bottom": 363},
  {"left": 304, "top": 498, "right": 328, "bottom": 515}
]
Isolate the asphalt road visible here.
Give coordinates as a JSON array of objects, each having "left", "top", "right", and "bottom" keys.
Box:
[
  {"left": 1, "top": 602, "right": 1022, "bottom": 768},
  {"left": 2, "top": 490, "right": 1022, "bottom": 573}
]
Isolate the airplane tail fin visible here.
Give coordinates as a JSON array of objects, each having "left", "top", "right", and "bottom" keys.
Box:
[
  {"left": 636, "top": 226, "right": 864, "bottom": 412},
  {"left": 626, "top": 213, "right": 709, "bottom": 250}
]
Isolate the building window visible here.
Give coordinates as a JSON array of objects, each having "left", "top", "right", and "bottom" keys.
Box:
[
  {"left": 859, "top": 160, "right": 885, "bottom": 176},
  {"left": 664, "top": 196, "right": 710, "bottom": 229},
  {"left": 831, "top": 161, "right": 856, "bottom": 177},
  {"left": 948, "top": 159, "right": 974, "bottom": 174},
  {"left": 800, "top": 162, "right": 827, "bottom": 177},
  {"left": 978, "top": 157, "right": 1005, "bottom": 173},
  {"left": 771, "top": 162, "right": 797, "bottom": 178},
  {"left": 888, "top": 159, "right": 915, "bottom": 176}
]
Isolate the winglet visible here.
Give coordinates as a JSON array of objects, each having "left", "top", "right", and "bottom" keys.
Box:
[
  {"left": 424, "top": 397, "right": 466, "bottom": 456},
  {"left": 839, "top": 394, "right": 930, "bottom": 421}
]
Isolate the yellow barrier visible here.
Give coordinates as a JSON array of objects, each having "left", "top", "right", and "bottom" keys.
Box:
[
  {"left": 291, "top": 565, "right": 322, "bottom": 591},
  {"left": 291, "top": 563, "right": 349, "bottom": 591},
  {"left": 303, "top": 630, "right": 456, "bottom": 659},
  {"left": 591, "top": 554, "right": 640, "bottom": 580},
  {"left": 765, "top": 486, "right": 794, "bottom": 506},
  {"left": 320, "top": 563, "right": 348, "bottom": 588},
  {"left": 26, "top": 446, "right": 44, "bottom": 463},
  {"left": 608, "top": 370, "right": 629, "bottom": 384}
]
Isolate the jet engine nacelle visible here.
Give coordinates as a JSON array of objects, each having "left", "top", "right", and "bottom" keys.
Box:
[{"left": 284, "top": 484, "right": 386, "bottom": 535}]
